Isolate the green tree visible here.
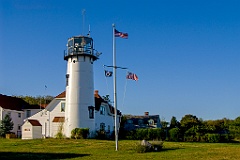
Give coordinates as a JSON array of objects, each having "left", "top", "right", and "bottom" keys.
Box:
[
  {"left": 229, "top": 116, "right": 240, "bottom": 139},
  {"left": 180, "top": 114, "right": 201, "bottom": 131},
  {"left": 170, "top": 116, "right": 180, "bottom": 129},
  {"left": 0, "top": 114, "right": 14, "bottom": 137},
  {"left": 169, "top": 128, "right": 180, "bottom": 141},
  {"left": 180, "top": 114, "right": 202, "bottom": 141}
]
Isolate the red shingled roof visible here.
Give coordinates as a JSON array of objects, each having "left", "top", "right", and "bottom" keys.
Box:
[
  {"left": 55, "top": 91, "right": 66, "bottom": 98},
  {"left": 52, "top": 117, "right": 65, "bottom": 122},
  {"left": 28, "top": 119, "right": 42, "bottom": 126},
  {"left": 0, "top": 94, "right": 29, "bottom": 111}
]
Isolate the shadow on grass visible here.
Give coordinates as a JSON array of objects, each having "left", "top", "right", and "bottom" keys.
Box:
[
  {"left": 0, "top": 152, "right": 90, "bottom": 160},
  {"left": 160, "top": 147, "right": 185, "bottom": 152}
]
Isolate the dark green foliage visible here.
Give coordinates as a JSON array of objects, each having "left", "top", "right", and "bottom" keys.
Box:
[
  {"left": 206, "top": 134, "right": 221, "bottom": 143},
  {"left": 14, "top": 95, "right": 54, "bottom": 105},
  {"left": 71, "top": 128, "right": 89, "bottom": 139},
  {"left": 0, "top": 114, "right": 14, "bottom": 137},
  {"left": 95, "top": 130, "right": 107, "bottom": 139},
  {"left": 169, "top": 128, "right": 180, "bottom": 142},
  {"left": 124, "top": 129, "right": 164, "bottom": 140},
  {"left": 170, "top": 116, "right": 180, "bottom": 129},
  {"left": 229, "top": 116, "right": 240, "bottom": 139}
]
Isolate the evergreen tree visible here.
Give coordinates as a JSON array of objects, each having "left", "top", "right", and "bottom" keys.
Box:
[
  {"left": 170, "top": 116, "right": 180, "bottom": 128},
  {"left": 0, "top": 114, "right": 14, "bottom": 137}
]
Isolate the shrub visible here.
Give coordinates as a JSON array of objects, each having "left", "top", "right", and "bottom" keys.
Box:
[
  {"left": 55, "top": 132, "right": 65, "bottom": 139},
  {"left": 206, "top": 133, "right": 220, "bottom": 143},
  {"left": 169, "top": 128, "right": 180, "bottom": 142},
  {"left": 95, "top": 130, "right": 107, "bottom": 139},
  {"left": 71, "top": 128, "right": 89, "bottom": 139}
]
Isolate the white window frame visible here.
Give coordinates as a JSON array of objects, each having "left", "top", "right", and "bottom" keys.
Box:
[
  {"left": 61, "top": 102, "right": 65, "bottom": 112},
  {"left": 100, "top": 105, "right": 105, "bottom": 115}
]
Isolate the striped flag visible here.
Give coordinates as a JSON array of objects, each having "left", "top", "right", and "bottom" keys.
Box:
[
  {"left": 126, "top": 72, "right": 138, "bottom": 81},
  {"left": 114, "top": 29, "right": 128, "bottom": 39}
]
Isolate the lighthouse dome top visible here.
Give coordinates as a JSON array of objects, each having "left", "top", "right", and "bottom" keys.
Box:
[{"left": 64, "top": 35, "right": 99, "bottom": 61}]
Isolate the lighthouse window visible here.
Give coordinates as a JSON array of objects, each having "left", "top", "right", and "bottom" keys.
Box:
[
  {"left": 61, "top": 102, "right": 65, "bottom": 112},
  {"left": 100, "top": 106, "right": 105, "bottom": 115},
  {"left": 66, "top": 74, "right": 69, "bottom": 86},
  {"left": 88, "top": 106, "right": 94, "bottom": 119}
]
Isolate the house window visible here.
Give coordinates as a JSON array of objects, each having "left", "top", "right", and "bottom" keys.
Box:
[
  {"left": 100, "top": 123, "right": 105, "bottom": 131},
  {"left": 26, "top": 110, "right": 31, "bottom": 118},
  {"left": 148, "top": 119, "right": 154, "bottom": 125},
  {"left": 88, "top": 106, "right": 94, "bottom": 119},
  {"left": 100, "top": 105, "right": 105, "bottom": 115},
  {"left": 127, "top": 119, "right": 133, "bottom": 124},
  {"left": 61, "top": 102, "right": 65, "bottom": 112},
  {"left": 18, "top": 125, "right": 21, "bottom": 130},
  {"left": 18, "top": 113, "right": 21, "bottom": 118},
  {"left": 138, "top": 119, "right": 144, "bottom": 125}
]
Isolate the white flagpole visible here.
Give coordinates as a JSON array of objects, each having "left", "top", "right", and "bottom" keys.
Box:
[{"left": 112, "top": 23, "right": 118, "bottom": 151}]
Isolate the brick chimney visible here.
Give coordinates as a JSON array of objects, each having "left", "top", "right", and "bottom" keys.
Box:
[
  {"left": 144, "top": 112, "right": 149, "bottom": 116},
  {"left": 94, "top": 90, "right": 100, "bottom": 98}
]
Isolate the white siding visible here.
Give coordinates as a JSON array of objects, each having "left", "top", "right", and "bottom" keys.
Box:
[
  {"left": 22, "top": 121, "right": 33, "bottom": 139},
  {"left": 0, "top": 107, "right": 2, "bottom": 120},
  {"left": 52, "top": 122, "right": 64, "bottom": 137},
  {"left": 32, "top": 126, "right": 42, "bottom": 139},
  {"left": 22, "top": 121, "right": 42, "bottom": 139},
  {"left": 1, "top": 109, "right": 24, "bottom": 135},
  {"left": 25, "top": 98, "right": 65, "bottom": 138},
  {"left": 95, "top": 103, "right": 120, "bottom": 134}
]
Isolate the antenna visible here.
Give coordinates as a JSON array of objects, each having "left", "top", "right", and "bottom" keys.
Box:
[
  {"left": 82, "top": 9, "right": 86, "bottom": 35},
  {"left": 88, "top": 24, "right": 91, "bottom": 37}
]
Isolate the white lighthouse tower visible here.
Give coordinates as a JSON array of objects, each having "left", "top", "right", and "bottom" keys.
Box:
[{"left": 64, "top": 35, "right": 99, "bottom": 138}]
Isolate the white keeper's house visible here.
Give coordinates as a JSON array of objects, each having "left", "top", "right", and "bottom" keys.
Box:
[{"left": 21, "top": 90, "right": 121, "bottom": 139}]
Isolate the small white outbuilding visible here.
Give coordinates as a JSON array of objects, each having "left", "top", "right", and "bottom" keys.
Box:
[{"left": 22, "top": 119, "right": 42, "bottom": 139}]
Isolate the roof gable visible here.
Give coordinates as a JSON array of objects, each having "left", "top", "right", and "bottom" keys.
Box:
[{"left": 55, "top": 91, "right": 66, "bottom": 98}]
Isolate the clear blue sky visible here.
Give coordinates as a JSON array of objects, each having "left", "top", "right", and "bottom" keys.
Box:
[{"left": 1, "top": 0, "right": 240, "bottom": 122}]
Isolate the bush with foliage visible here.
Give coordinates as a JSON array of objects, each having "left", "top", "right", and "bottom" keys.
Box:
[
  {"left": 130, "top": 128, "right": 164, "bottom": 140},
  {"left": 205, "top": 133, "right": 220, "bottom": 143},
  {"left": 95, "top": 129, "right": 107, "bottom": 139},
  {"left": 169, "top": 128, "right": 180, "bottom": 142},
  {"left": 71, "top": 128, "right": 89, "bottom": 139}
]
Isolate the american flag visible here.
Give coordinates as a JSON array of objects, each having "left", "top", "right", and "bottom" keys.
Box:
[
  {"left": 126, "top": 72, "right": 138, "bottom": 81},
  {"left": 114, "top": 29, "right": 128, "bottom": 39}
]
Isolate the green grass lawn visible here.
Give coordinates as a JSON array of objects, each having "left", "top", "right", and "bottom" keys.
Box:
[{"left": 0, "top": 139, "right": 240, "bottom": 160}]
